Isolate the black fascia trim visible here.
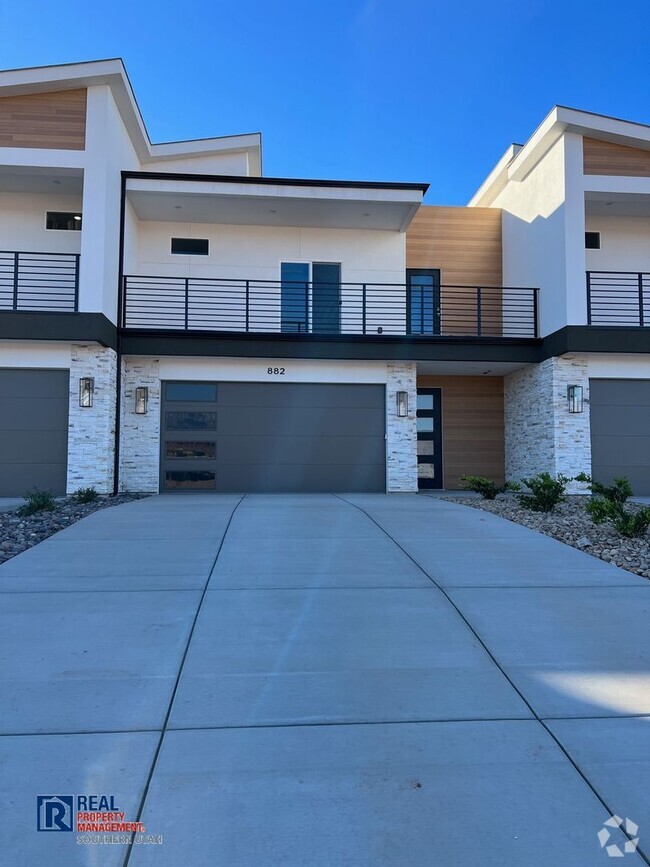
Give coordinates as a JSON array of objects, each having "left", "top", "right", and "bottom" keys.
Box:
[
  {"left": 123, "top": 170, "right": 429, "bottom": 193},
  {"left": 119, "top": 330, "right": 541, "bottom": 363},
  {"left": 0, "top": 312, "right": 118, "bottom": 350},
  {"left": 541, "top": 325, "right": 650, "bottom": 359}
]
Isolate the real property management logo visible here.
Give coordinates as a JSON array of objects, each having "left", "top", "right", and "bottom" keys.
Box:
[{"left": 37, "top": 794, "right": 145, "bottom": 834}]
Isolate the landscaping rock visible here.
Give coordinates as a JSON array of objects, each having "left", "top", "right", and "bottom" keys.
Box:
[{"left": 442, "top": 494, "right": 649, "bottom": 580}]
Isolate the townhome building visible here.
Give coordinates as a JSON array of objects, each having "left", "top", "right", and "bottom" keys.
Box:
[{"left": 0, "top": 60, "right": 648, "bottom": 496}]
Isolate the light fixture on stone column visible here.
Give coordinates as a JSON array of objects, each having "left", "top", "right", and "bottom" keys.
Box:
[
  {"left": 567, "top": 385, "right": 584, "bottom": 413},
  {"left": 79, "top": 377, "right": 94, "bottom": 408},
  {"left": 135, "top": 386, "right": 149, "bottom": 414},
  {"left": 396, "top": 390, "right": 409, "bottom": 417}
]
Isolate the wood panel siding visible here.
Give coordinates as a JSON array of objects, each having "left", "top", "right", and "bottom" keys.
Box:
[
  {"left": 0, "top": 89, "right": 87, "bottom": 150},
  {"left": 418, "top": 375, "right": 504, "bottom": 489},
  {"left": 583, "top": 136, "right": 650, "bottom": 177},
  {"left": 406, "top": 205, "right": 503, "bottom": 285},
  {"left": 407, "top": 206, "right": 503, "bottom": 336}
]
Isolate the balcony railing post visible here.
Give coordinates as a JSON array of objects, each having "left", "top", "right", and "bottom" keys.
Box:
[
  {"left": 638, "top": 272, "right": 645, "bottom": 327},
  {"left": 476, "top": 287, "right": 482, "bottom": 336},
  {"left": 362, "top": 284, "right": 367, "bottom": 335},
  {"left": 533, "top": 289, "right": 539, "bottom": 338},
  {"left": 304, "top": 283, "right": 309, "bottom": 334},
  {"left": 586, "top": 271, "right": 592, "bottom": 325},
  {"left": 184, "top": 278, "right": 189, "bottom": 330},
  {"left": 74, "top": 254, "right": 80, "bottom": 312},
  {"left": 12, "top": 251, "right": 19, "bottom": 310},
  {"left": 245, "top": 280, "right": 250, "bottom": 332}
]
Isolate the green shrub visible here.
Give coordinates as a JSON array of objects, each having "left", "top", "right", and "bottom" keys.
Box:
[
  {"left": 460, "top": 475, "right": 520, "bottom": 500},
  {"left": 612, "top": 507, "right": 650, "bottom": 538},
  {"left": 518, "top": 472, "right": 571, "bottom": 512},
  {"left": 73, "top": 486, "right": 99, "bottom": 504},
  {"left": 591, "top": 476, "right": 633, "bottom": 505},
  {"left": 585, "top": 497, "right": 610, "bottom": 524},
  {"left": 17, "top": 488, "right": 56, "bottom": 516}
]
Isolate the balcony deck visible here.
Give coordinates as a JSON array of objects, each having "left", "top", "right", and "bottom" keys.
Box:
[{"left": 122, "top": 275, "right": 539, "bottom": 339}]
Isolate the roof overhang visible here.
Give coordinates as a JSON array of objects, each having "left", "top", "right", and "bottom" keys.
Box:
[
  {"left": 469, "top": 106, "right": 650, "bottom": 207},
  {"left": 0, "top": 59, "right": 262, "bottom": 172},
  {"left": 124, "top": 172, "right": 428, "bottom": 231}
]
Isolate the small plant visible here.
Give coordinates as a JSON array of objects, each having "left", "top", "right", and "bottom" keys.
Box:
[
  {"left": 518, "top": 472, "right": 571, "bottom": 512},
  {"left": 612, "top": 507, "right": 650, "bottom": 538},
  {"left": 584, "top": 475, "right": 649, "bottom": 538},
  {"left": 73, "top": 486, "right": 99, "bottom": 504},
  {"left": 460, "top": 475, "right": 520, "bottom": 500},
  {"left": 17, "top": 488, "right": 56, "bottom": 516},
  {"left": 591, "top": 476, "right": 633, "bottom": 505}
]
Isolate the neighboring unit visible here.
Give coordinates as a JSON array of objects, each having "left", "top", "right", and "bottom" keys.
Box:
[{"left": 0, "top": 61, "right": 648, "bottom": 495}]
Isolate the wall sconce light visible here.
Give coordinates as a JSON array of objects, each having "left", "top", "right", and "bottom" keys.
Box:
[
  {"left": 79, "top": 377, "right": 94, "bottom": 408},
  {"left": 135, "top": 386, "right": 149, "bottom": 415},
  {"left": 567, "top": 384, "right": 584, "bottom": 413},
  {"left": 396, "top": 390, "right": 409, "bottom": 417}
]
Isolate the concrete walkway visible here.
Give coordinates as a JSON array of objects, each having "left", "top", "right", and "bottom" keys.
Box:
[{"left": 0, "top": 494, "right": 648, "bottom": 866}]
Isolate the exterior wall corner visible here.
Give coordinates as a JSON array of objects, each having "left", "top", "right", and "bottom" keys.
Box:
[{"left": 386, "top": 361, "right": 417, "bottom": 492}]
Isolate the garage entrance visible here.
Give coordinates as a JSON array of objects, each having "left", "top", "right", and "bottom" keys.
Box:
[
  {"left": 590, "top": 378, "right": 650, "bottom": 495},
  {"left": 0, "top": 369, "right": 69, "bottom": 496},
  {"left": 160, "top": 381, "right": 386, "bottom": 493}
]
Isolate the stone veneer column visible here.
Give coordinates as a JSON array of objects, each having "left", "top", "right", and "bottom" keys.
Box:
[
  {"left": 386, "top": 361, "right": 418, "bottom": 492},
  {"left": 119, "top": 357, "right": 161, "bottom": 493},
  {"left": 504, "top": 355, "right": 591, "bottom": 492},
  {"left": 67, "top": 345, "right": 117, "bottom": 494}
]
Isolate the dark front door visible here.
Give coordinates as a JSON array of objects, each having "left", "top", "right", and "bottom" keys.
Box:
[
  {"left": 407, "top": 269, "right": 440, "bottom": 335},
  {"left": 417, "top": 388, "right": 443, "bottom": 489},
  {"left": 312, "top": 262, "right": 341, "bottom": 334}
]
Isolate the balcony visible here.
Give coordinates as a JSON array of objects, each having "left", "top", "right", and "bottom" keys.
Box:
[
  {"left": 587, "top": 271, "right": 650, "bottom": 327},
  {"left": 122, "top": 276, "right": 539, "bottom": 339},
  {"left": 0, "top": 251, "right": 79, "bottom": 312}
]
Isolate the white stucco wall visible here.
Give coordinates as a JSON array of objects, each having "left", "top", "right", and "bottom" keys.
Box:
[
  {"left": 494, "top": 138, "right": 569, "bottom": 337},
  {"left": 79, "top": 85, "right": 140, "bottom": 324},
  {"left": 585, "top": 215, "right": 650, "bottom": 272},
  {"left": 126, "top": 220, "right": 405, "bottom": 284},
  {"left": 492, "top": 133, "right": 588, "bottom": 336},
  {"left": 143, "top": 152, "right": 250, "bottom": 174},
  {"left": 0, "top": 193, "right": 82, "bottom": 253}
]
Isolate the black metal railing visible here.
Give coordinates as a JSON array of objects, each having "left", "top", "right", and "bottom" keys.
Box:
[
  {"left": 122, "top": 275, "right": 539, "bottom": 338},
  {"left": 0, "top": 251, "right": 79, "bottom": 312},
  {"left": 587, "top": 271, "right": 650, "bottom": 326}
]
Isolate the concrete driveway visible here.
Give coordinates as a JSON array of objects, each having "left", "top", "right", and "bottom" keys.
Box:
[{"left": 0, "top": 494, "right": 648, "bottom": 866}]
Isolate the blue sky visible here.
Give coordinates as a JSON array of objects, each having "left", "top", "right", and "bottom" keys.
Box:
[{"left": 1, "top": 0, "right": 649, "bottom": 203}]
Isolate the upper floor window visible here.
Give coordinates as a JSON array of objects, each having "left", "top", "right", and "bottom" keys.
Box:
[
  {"left": 585, "top": 231, "right": 601, "bottom": 249},
  {"left": 46, "top": 211, "right": 82, "bottom": 231},
  {"left": 171, "top": 237, "right": 209, "bottom": 255}
]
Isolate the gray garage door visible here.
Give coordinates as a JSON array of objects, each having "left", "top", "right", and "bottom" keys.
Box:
[
  {"left": 160, "top": 381, "right": 386, "bottom": 493},
  {"left": 0, "top": 369, "right": 69, "bottom": 496},
  {"left": 590, "top": 379, "right": 650, "bottom": 495}
]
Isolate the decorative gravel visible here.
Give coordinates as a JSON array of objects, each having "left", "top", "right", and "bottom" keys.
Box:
[
  {"left": 442, "top": 494, "right": 650, "bottom": 579},
  {"left": 0, "top": 494, "right": 147, "bottom": 565}
]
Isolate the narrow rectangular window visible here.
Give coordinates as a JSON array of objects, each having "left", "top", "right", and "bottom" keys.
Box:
[
  {"left": 171, "top": 238, "right": 209, "bottom": 255},
  {"left": 585, "top": 232, "right": 601, "bottom": 249},
  {"left": 46, "top": 212, "right": 82, "bottom": 230},
  {"left": 281, "top": 262, "right": 309, "bottom": 333}
]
